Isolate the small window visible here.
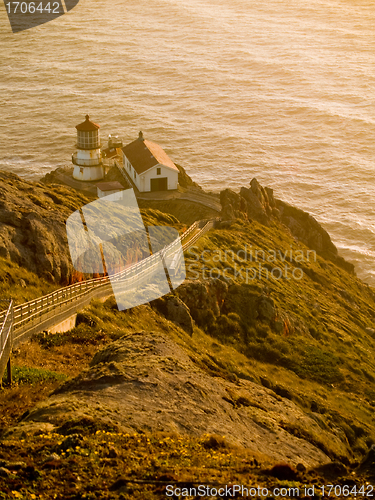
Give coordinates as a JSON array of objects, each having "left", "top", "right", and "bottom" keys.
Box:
[{"left": 157, "top": 167, "right": 161, "bottom": 175}]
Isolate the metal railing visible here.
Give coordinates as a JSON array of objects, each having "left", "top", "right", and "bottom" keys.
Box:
[
  {"left": 116, "top": 163, "right": 134, "bottom": 190},
  {"left": 0, "top": 300, "right": 13, "bottom": 383},
  {"left": 0, "top": 218, "right": 218, "bottom": 381},
  {"left": 72, "top": 153, "right": 103, "bottom": 167}
]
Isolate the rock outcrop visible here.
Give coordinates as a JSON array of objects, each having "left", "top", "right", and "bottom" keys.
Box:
[
  {"left": 220, "top": 177, "right": 354, "bottom": 274},
  {"left": 175, "top": 163, "right": 202, "bottom": 189},
  {"left": 152, "top": 279, "right": 231, "bottom": 334},
  {"left": 151, "top": 295, "right": 194, "bottom": 335},
  {"left": 0, "top": 171, "right": 93, "bottom": 283},
  {"left": 220, "top": 178, "right": 277, "bottom": 225},
  {"left": 175, "top": 278, "right": 228, "bottom": 327},
  {"left": 4, "top": 331, "right": 350, "bottom": 467},
  {"left": 276, "top": 199, "right": 354, "bottom": 273}
]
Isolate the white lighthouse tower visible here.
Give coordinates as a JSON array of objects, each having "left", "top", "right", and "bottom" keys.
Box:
[{"left": 72, "top": 115, "right": 104, "bottom": 181}]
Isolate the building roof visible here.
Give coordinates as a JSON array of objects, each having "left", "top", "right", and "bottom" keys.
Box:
[
  {"left": 102, "top": 147, "right": 121, "bottom": 159},
  {"left": 121, "top": 133, "right": 178, "bottom": 175},
  {"left": 96, "top": 181, "right": 125, "bottom": 192},
  {"left": 76, "top": 115, "right": 100, "bottom": 132}
]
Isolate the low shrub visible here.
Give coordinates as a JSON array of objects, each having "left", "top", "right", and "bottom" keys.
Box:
[
  {"left": 34, "top": 325, "right": 107, "bottom": 349},
  {"left": 3, "top": 366, "right": 67, "bottom": 385},
  {"left": 210, "top": 314, "right": 243, "bottom": 343}
]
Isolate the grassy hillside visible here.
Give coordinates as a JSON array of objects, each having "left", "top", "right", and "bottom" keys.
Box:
[
  {"left": 1, "top": 172, "right": 375, "bottom": 498},
  {"left": 2, "top": 297, "right": 375, "bottom": 498},
  {"left": 180, "top": 217, "right": 375, "bottom": 453}
]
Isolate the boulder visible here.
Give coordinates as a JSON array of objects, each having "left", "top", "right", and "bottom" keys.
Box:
[
  {"left": 176, "top": 278, "right": 228, "bottom": 327},
  {"left": 220, "top": 189, "right": 247, "bottom": 221},
  {"left": 175, "top": 163, "right": 202, "bottom": 189},
  {"left": 152, "top": 295, "right": 194, "bottom": 335},
  {"left": 256, "top": 295, "right": 276, "bottom": 322},
  {"left": 166, "top": 296, "right": 194, "bottom": 335}
]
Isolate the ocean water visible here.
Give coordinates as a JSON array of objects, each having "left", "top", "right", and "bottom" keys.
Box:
[{"left": 0, "top": 0, "right": 374, "bottom": 283}]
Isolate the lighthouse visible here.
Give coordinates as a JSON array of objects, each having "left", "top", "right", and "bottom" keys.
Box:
[{"left": 72, "top": 115, "right": 104, "bottom": 181}]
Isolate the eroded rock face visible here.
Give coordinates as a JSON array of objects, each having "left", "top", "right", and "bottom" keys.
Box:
[
  {"left": 357, "top": 445, "right": 375, "bottom": 475},
  {"left": 220, "top": 188, "right": 247, "bottom": 221},
  {"left": 276, "top": 200, "right": 354, "bottom": 274},
  {"left": 256, "top": 296, "right": 276, "bottom": 322},
  {"left": 175, "top": 163, "right": 202, "bottom": 189},
  {"left": 276, "top": 201, "right": 334, "bottom": 254},
  {"left": 175, "top": 278, "right": 228, "bottom": 327},
  {"left": 166, "top": 296, "right": 194, "bottom": 335},
  {"left": 151, "top": 295, "right": 194, "bottom": 335},
  {"left": 158, "top": 279, "right": 303, "bottom": 339},
  {"left": 5, "top": 331, "right": 350, "bottom": 467},
  {"left": 220, "top": 179, "right": 277, "bottom": 226},
  {"left": 0, "top": 171, "right": 92, "bottom": 283},
  {"left": 220, "top": 178, "right": 354, "bottom": 274}
]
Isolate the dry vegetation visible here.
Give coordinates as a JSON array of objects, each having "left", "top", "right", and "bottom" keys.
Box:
[
  {"left": 1, "top": 290, "right": 375, "bottom": 497},
  {"left": 1, "top": 180, "right": 375, "bottom": 497}
]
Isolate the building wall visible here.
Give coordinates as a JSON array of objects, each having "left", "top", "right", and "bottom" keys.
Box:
[
  {"left": 123, "top": 154, "right": 141, "bottom": 190},
  {"left": 73, "top": 165, "right": 104, "bottom": 182},
  {"left": 143, "top": 165, "right": 178, "bottom": 192},
  {"left": 122, "top": 153, "right": 178, "bottom": 192},
  {"left": 74, "top": 148, "right": 102, "bottom": 166},
  {"left": 73, "top": 147, "right": 104, "bottom": 181},
  {"left": 97, "top": 188, "right": 124, "bottom": 200}
]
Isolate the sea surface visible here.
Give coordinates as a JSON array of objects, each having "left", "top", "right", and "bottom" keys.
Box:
[{"left": 0, "top": 0, "right": 374, "bottom": 283}]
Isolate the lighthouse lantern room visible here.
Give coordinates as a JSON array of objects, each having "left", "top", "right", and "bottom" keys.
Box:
[{"left": 72, "top": 115, "right": 104, "bottom": 181}]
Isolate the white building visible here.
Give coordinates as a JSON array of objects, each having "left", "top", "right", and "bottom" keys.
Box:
[
  {"left": 96, "top": 181, "right": 125, "bottom": 200},
  {"left": 72, "top": 115, "right": 104, "bottom": 182},
  {"left": 122, "top": 132, "right": 179, "bottom": 192},
  {"left": 102, "top": 146, "right": 122, "bottom": 169}
]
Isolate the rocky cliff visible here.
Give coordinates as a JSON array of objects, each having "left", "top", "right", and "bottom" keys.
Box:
[
  {"left": 0, "top": 170, "right": 354, "bottom": 284},
  {"left": 0, "top": 170, "right": 186, "bottom": 285},
  {"left": 0, "top": 171, "right": 94, "bottom": 284},
  {"left": 220, "top": 178, "right": 354, "bottom": 273},
  {"left": 1, "top": 168, "right": 375, "bottom": 485}
]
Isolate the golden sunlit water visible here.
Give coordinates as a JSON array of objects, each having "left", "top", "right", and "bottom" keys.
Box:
[{"left": 0, "top": 0, "right": 375, "bottom": 282}]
